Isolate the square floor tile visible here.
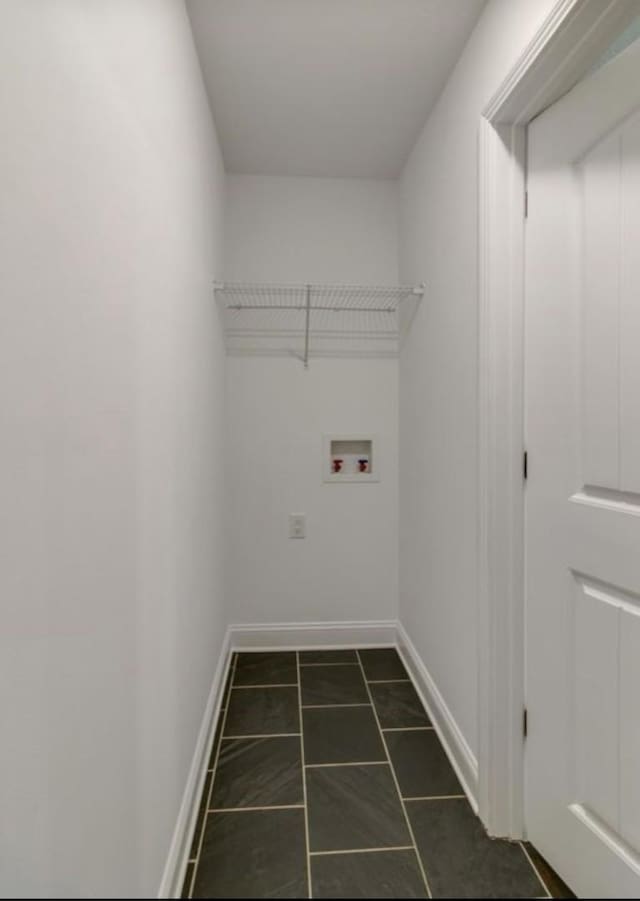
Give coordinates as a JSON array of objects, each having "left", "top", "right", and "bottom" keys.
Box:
[
  {"left": 211, "top": 736, "right": 303, "bottom": 809},
  {"left": 358, "top": 648, "right": 408, "bottom": 681},
  {"left": 306, "top": 764, "right": 410, "bottom": 852},
  {"left": 234, "top": 652, "right": 298, "bottom": 687},
  {"left": 301, "top": 665, "right": 368, "bottom": 706},
  {"left": 385, "top": 730, "right": 461, "bottom": 798},
  {"left": 370, "top": 682, "right": 431, "bottom": 729},
  {"left": 303, "top": 706, "right": 386, "bottom": 765},
  {"left": 407, "top": 799, "right": 545, "bottom": 899},
  {"left": 189, "top": 770, "right": 212, "bottom": 858},
  {"left": 311, "top": 849, "right": 427, "bottom": 899},
  {"left": 193, "top": 808, "right": 308, "bottom": 898},
  {"left": 224, "top": 687, "right": 299, "bottom": 737},
  {"left": 299, "top": 649, "right": 358, "bottom": 664}
]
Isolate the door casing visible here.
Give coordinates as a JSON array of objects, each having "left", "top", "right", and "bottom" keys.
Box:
[{"left": 477, "top": 0, "right": 640, "bottom": 840}]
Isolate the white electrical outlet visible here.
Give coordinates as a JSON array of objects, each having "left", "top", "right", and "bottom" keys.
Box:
[{"left": 289, "top": 513, "right": 306, "bottom": 539}]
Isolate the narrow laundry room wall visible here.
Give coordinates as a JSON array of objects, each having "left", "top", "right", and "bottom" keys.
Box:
[
  {"left": 224, "top": 175, "right": 399, "bottom": 625},
  {"left": 0, "top": 1, "right": 228, "bottom": 895},
  {"left": 398, "top": 0, "right": 560, "bottom": 763}
]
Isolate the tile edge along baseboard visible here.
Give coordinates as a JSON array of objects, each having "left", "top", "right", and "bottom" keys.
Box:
[
  {"left": 160, "top": 618, "right": 478, "bottom": 897},
  {"left": 395, "top": 621, "right": 479, "bottom": 812},
  {"left": 157, "top": 628, "right": 233, "bottom": 899},
  {"left": 228, "top": 619, "right": 399, "bottom": 651}
]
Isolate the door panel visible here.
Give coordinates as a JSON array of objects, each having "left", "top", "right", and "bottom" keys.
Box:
[
  {"left": 620, "top": 116, "right": 640, "bottom": 493},
  {"left": 620, "top": 613, "right": 640, "bottom": 850},
  {"left": 581, "top": 115, "right": 640, "bottom": 494},
  {"left": 573, "top": 576, "right": 619, "bottom": 831},
  {"left": 526, "top": 38, "right": 640, "bottom": 898},
  {"left": 582, "top": 131, "right": 622, "bottom": 490}
]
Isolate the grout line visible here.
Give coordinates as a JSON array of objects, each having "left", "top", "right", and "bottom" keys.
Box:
[
  {"left": 208, "top": 804, "right": 305, "bottom": 813},
  {"left": 221, "top": 732, "right": 301, "bottom": 740},
  {"left": 301, "top": 703, "right": 371, "bottom": 709},
  {"left": 231, "top": 683, "right": 298, "bottom": 690},
  {"left": 305, "top": 761, "right": 387, "bottom": 769},
  {"left": 519, "top": 842, "right": 553, "bottom": 900},
  {"left": 356, "top": 649, "right": 433, "bottom": 899},
  {"left": 309, "top": 845, "right": 415, "bottom": 857},
  {"left": 381, "top": 726, "right": 434, "bottom": 732},
  {"left": 403, "top": 794, "right": 466, "bottom": 802},
  {"left": 366, "top": 678, "right": 411, "bottom": 684},
  {"left": 297, "top": 651, "right": 313, "bottom": 900},
  {"left": 299, "top": 662, "right": 359, "bottom": 667},
  {"left": 189, "top": 652, "right": 239, "bottom": 899}
]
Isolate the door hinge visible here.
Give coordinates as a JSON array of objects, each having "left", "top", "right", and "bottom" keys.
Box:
[
  {"left": 524, "top": 190, "right": 529, "bottom": 218},
  {"left": 523, "top": 708, "right": 528, "bottom": 739},
  {"left": 523, "top": 451, "right": 528, "bottom": 480}
]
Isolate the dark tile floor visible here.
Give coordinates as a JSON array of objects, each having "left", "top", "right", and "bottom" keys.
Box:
[{"left": 183, "top": 648, "right": 574, "bottom": 899}]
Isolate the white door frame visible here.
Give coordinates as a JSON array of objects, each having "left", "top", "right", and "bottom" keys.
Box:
[{"left": 477, "top": 0, "right": 640, "bottom": 839}]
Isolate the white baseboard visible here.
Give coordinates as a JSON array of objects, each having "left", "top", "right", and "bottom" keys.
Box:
[
  {"left": 157, "top": 627, "right": 233, "bottom": 899},
  {"left": 396, "top": 621, "right": 479, "bottom": 810},
  {"left": 229, "top": 619, "right": 397, "bottom": 650}
]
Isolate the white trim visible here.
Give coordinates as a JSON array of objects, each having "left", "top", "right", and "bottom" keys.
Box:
[
  {"left": 229, "top": 619, "right": 397, "bottom": 651},
  {"left": 484, "top": 0, "right": 640, "bottom": 124},
  {"left": 396, "top": 622, "right": 478, "bottom": 811},
  {"left": 483, "top": 0, "right": 579, "bottom": 121},
  {"left": 188, "top": 654, "right": 240, "bottom": 897},
  {"left": 477, "top": 0, "right": 639, "bottom": 840},
  {"left": 157, "top": 628, "right": 232, "bottom": 899},
  {"left": 477, "top": 117, "right": 527, "bottom": 839}
]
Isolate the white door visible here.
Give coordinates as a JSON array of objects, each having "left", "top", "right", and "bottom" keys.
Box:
[{"left": 525, "top": 38, "right": 640, "bottom": 899}]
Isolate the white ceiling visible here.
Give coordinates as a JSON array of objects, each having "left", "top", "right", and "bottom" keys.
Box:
[{"left": 187, "top": 0, "right": 486, "bottom": 178}]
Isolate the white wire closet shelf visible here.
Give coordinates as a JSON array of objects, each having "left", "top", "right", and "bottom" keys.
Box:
[{"left": 214, "top": 282, "right": 425, "bottom": 367}]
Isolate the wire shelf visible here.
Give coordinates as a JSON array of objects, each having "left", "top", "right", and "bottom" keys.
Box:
[{"left": 214, "top": 282, "right": 424, "bottom": 366}]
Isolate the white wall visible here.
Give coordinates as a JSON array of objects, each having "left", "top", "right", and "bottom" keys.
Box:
[
  {"left": 225, "top": 174, "right": 398, "bottom": 283},
  {"left": 226, "top": 356, "right": 398, "bottom": 624},
  {"left": 225, "top": 175, "right": 399, "bottom": 624},
  {"left": 398, "top": 0, "right": 557, "bottom": 758},
  {"left": 0, "top": 2, "right": 227, "bottom": 896}
]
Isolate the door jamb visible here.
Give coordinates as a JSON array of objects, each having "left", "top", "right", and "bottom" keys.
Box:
[{"left": 477, "top": 0, "right": 639, "bottom": 839}]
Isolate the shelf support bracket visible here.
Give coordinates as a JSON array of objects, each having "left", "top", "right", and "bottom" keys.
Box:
[{"left": 303, "top": 283, "right": 311, "bottom": 369}]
